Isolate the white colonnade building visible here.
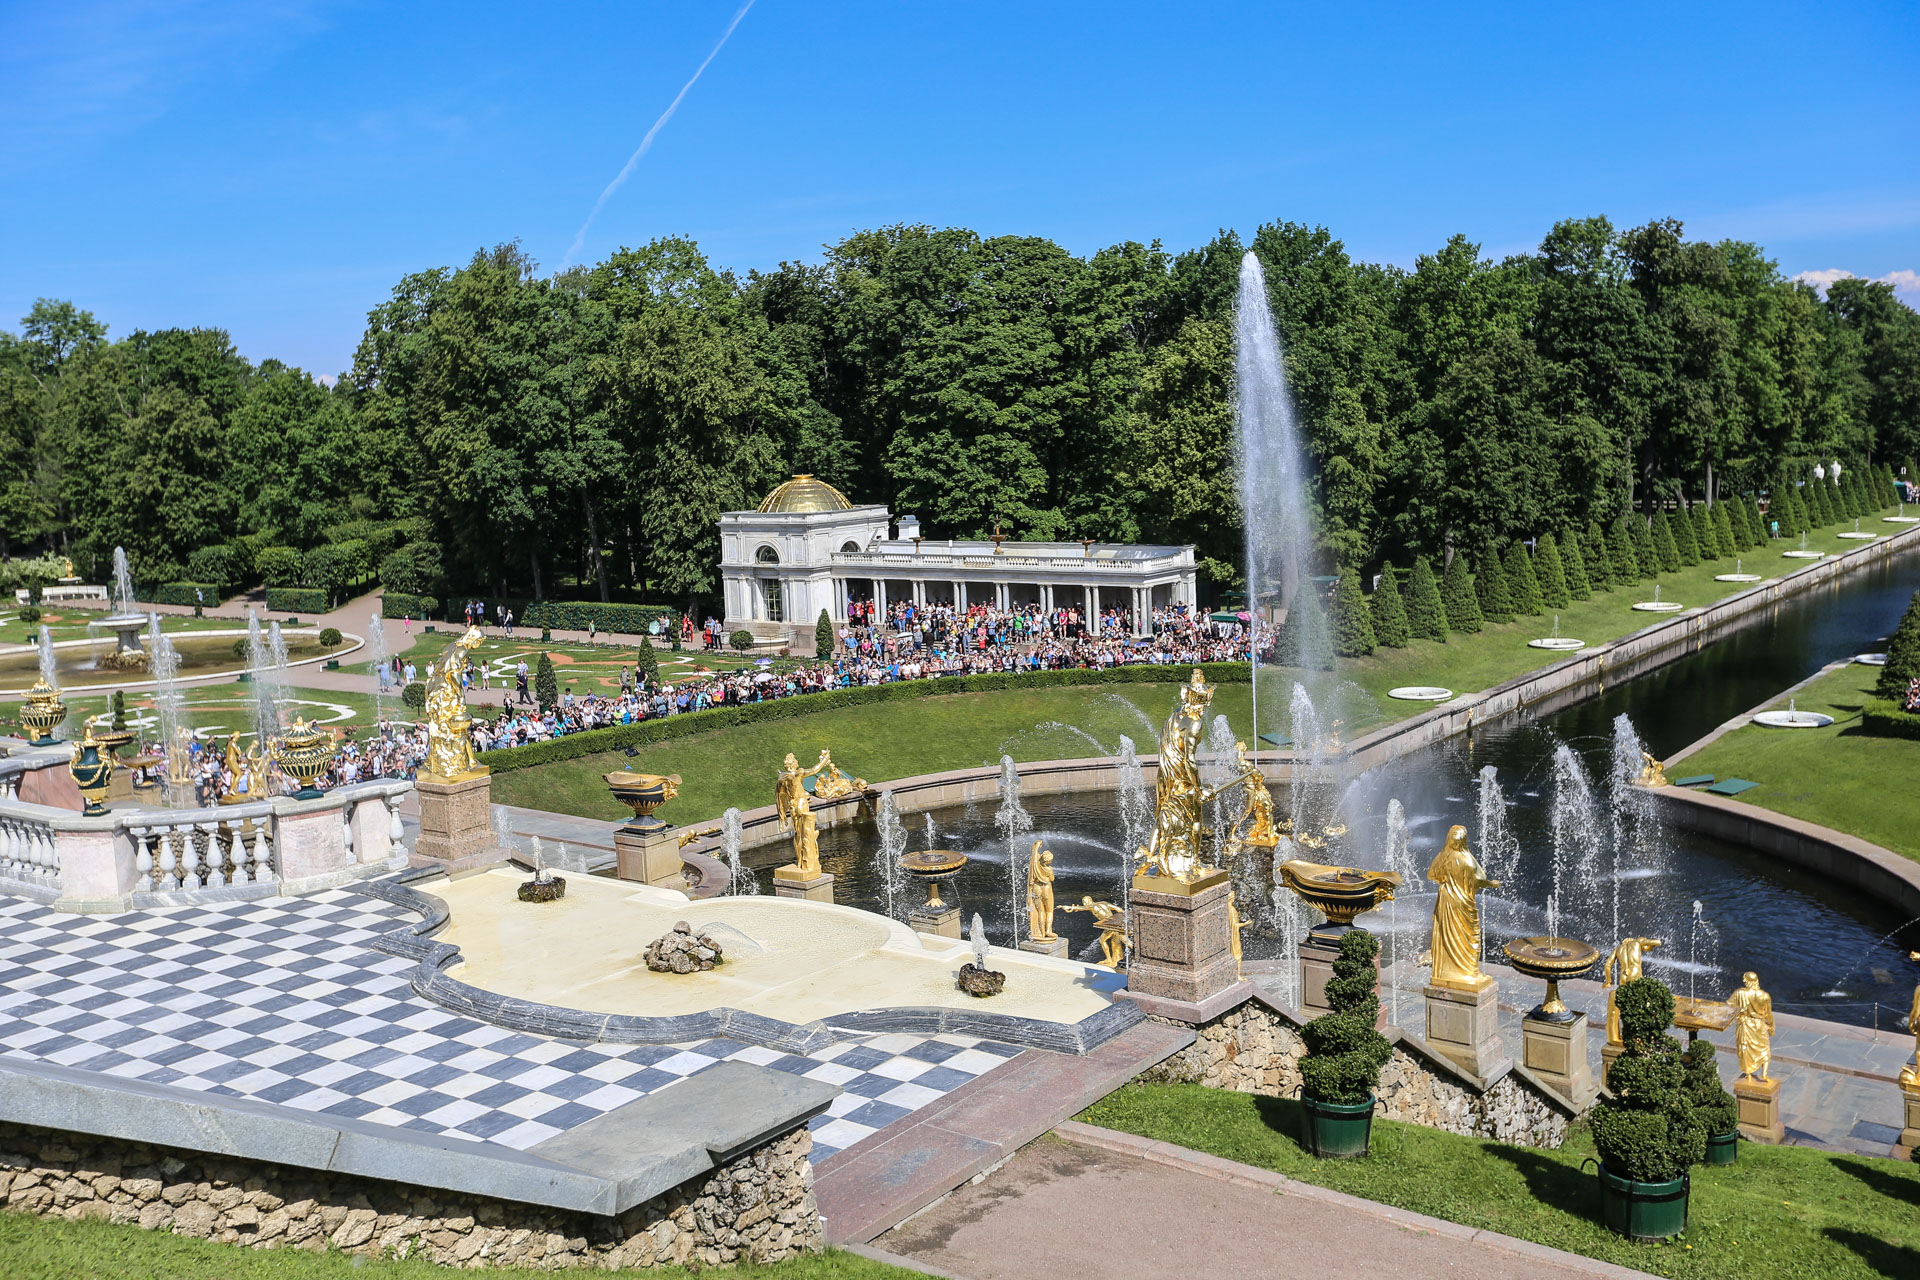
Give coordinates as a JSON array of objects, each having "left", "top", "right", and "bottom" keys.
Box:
[{"left": 719, "top": 475, "right": 1200, "bottom": 647}]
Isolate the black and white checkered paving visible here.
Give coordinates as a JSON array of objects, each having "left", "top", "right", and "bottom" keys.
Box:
[{"left": 0, "top": 891, "right": 1023, "bottom": 1162}]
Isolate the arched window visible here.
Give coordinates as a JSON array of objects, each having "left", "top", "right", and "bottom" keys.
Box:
[
  {"left": 841, "top": 541, "right": 860, "bottom": 554},
  {"left": 755, "top": 545, "right": 780, "bottom": 564}
]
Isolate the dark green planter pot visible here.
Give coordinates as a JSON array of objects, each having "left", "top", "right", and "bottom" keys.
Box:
[
  {"left": 1301, "top": 1093, "right": 1374, "bottom": 1158},
  {"left": 1598, "top": 1164, "right": 1689, "bottom": 1241},
  {"left": 1704, "top": 1131, "right": 1738, "bottom": 1166}
]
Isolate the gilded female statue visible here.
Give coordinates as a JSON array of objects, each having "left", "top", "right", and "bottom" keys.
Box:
[
  {"left": 1902, "top": 951, "right": 1920, "bottom": 1090},
  {"left": 1728, "top": 971, "right": 1774, "bottom": 1081},
  {"left": 1426, "top": 824, "right": 1499, "bottom": 990},
  {"left": 788, "top": 789, "right": 821, "bottom": 877},
  {"left": 1025, "top": 840, "right": 1057, "bottom": 941},
  {"left": 422, "top": 626, "right": 488, "bottom": 782},
  {"left": 1602, "top": 936, "right": 1663, "bottom": 1045},
  {"left": 775, "top": 753, "right": 807, "bottom": 831}
]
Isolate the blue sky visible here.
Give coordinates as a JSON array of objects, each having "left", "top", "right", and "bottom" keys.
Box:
[{"left": 4, "top": 0, "right": 1916, "bottom": 377}]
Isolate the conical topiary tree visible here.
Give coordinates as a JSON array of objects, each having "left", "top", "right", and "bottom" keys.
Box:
[
  {"left": 1651, "top": 512, "right": 1682, "bottom": 573},
  {"left": 1505, "top": 541, "right": 1544, "bottom": 616},
  {"left": 1331, "top": 570, "right": 1376, "bottom": 658},
  {"left": 1632, "top": 515, "right": 1658, "bottom": 577},
  {"left": 1591, "top": 977, "right": 1706, "bottom": 1184},
  {"left": 1406, "top": 556, "right": 1450, "bottom": 642},
  {"left": 1477, "top": 548, "right": 1514, "bottom": 623},
  {"left": 1751, "top": 495, "right": 1773, "bottom": 541},
  {"left": 815, "top": 608, "right": 835, "bottom": 658},
  {"left": 1682, "top": 1039, "right": 1738, "bottom": 1146},
  {"left": 1299, "top": 928, "right": 1393, "bottom": 1108},
  {"left": 1369, "top": 563, "right": 1411, "bottom": 648},
  {"left": 1560, "top": 528, "right": 1592, "bottom": 599},
  {"left": 1609, "top": 517, "right": 1642, "bottom": 584},
  {"left": 1780, "top": 487, "right": 1807, "bottom": 537},
  {"left": 534, "top": 652, "right": 559, "bottom": 711},
  {"left": 1712, "top": 502, "right": 1736, "bottom": 558},
  {"left": 1440, "top": 552, "right": 1483, "bottom": 633},
  {"left": 1841, "top": 471, "right": 1864, "bottom": 520},
  {"left": 1535, "top": 533, "right": 1570, "bottom": 608},
  {"left": 1877, "top": 590, "right": 1920, "bottom": 699},
  {"left": 634, "top": 637, "right": 659, "bottom": 686},
  {"left": 1672, "top": 504, "right": 1700, "bottom": 565},
  {"left": 1810, "top": 477, "right": 1835, "bottom": 528},
  {"left": 1727, "top": 495, "right": 1755, "bottom": 551},
  {"left": 1586, "top": 520, "right": 1615, "bottom": 590},
  {"left": 1690, "top": 503, "right": 1721, "bottom": 560}
]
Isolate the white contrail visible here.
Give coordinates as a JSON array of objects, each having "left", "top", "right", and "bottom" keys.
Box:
[{"left": 561, "top": 0, "right": 756, "bottom": 267}]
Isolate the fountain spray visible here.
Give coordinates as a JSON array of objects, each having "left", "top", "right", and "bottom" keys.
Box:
[
  {"left": 994, "top": 755, "right": 1033, "bottom": 946},
  {"left": 875, "top": 791, "right": 907, "bottom": 919},
  {"left": 721, "top": 807, "right": 755, "bottom": 895}
]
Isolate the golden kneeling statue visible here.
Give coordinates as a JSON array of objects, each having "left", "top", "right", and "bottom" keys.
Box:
[
  {"left": 1603, "top": 936, "right": 1664, "bottom": 1045},
  {"left": 809, "top": 748, "right": 866, "bottom": 800},
  {"left": 1426, "top": 824, "right": 1499, "bottom": 991},
  {"left": 1025, "top": 840, "right": 1057, "bottom": 942},
  {"left": 1901, "top": 952, "right": 1920, "bottom": 1091},
  {"left": 1637, "top": 751, "right": 1670, "bottom": 788},
  {"left": 422, "top": 626, "right": 489, "bottom": 783},
  {"left": 1728, "top": 971, "right": 1775, "bottom": 1081},
  {"left": 1063, "top": 895, "right": 1127, "bottom": 969}
]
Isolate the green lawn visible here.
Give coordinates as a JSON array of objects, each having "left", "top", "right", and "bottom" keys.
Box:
[
  {"left": 491, "top": 679, "right": 1255, "bottom": 823},
  {"left": 1081, "top": 1084, "right": 1920, "bottom": 1280},
  {"left": 0, "top": 612, "right": 236, "bottom": 648},
  {"left": 1676, "top": 660, "right": 1920, "bottom": 862},
  {"left": 0, "top": 1212, "right": 916, "bottom": 1280}
]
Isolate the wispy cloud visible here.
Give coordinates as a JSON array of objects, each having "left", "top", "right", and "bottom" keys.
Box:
[
  {"left": 1791, "top": 267, "right": 1920, "bottom": 307},
  {"left": 560, "top": 0, "right": 756, "bottom": 268}
]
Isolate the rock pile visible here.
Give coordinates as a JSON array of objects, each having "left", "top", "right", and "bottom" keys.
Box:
[{"left": 644, "top": 921, "right": 724, "bottom": 974}]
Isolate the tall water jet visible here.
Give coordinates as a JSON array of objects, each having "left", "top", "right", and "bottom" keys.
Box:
[
  {"left": 110, "top": 547, "right": 135, "bottom": 615},
  {"left": 874, "top": 791, "right": 907, "bottom": 919},
  {"left": 1476, "top": 765, "right": 1522, "bottom": 887},
  {"left": 1547, "top": 745, "right": 1605, "bottom": 945},
  {"left": 1606, "top": 715, "right": 1666, "bottom": 946},
  {"left": 37, "top": 624, "right": 56, "bottom": 689},
  {"left": 1236, "top": 250, "right": 1324, "bottom": 746},
  {"left": 1381, "top": 798, "right": 1416, "bottom": 1027},
  {"left": 1115, "top": 735, "right": 1150, "bottom": 869},
  {"left": 993, "top": 755, "right": 1033, "bottom": 945},
  {"left": 368, "top": 614, "right": 389, "bottom": 726},
  {"left": 1201, "top": 713, "right": 1238, "bottom": 863},
  {"left": 246, "top": 611, "right": 276, "bottom": 741},
  {"left": 720, "top": 807, "right": 755, "bottom": 896},
  {"left": 1287, "top": 682, "right": 1325, "bottom": 835},
  {"left": 145, "top": 613, "right": 182, "bottom": 762}
]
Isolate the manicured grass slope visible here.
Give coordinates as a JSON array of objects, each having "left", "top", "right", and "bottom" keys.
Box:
[
  {"left": 1678, "top": 660, "right": 1920, "bottom": 861},
  {"left": 0, "top": 1213, "right": 914, "bottom": 1280},
  {"left": 1082, "top": 1084, "right": 1920, "bottom": 1280}
]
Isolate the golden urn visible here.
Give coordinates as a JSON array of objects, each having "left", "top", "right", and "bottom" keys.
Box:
[
  {"left": 1276, "top": 859, "right": 1403, "bottom": 936},
  {"left": 67, "top": 723, "right": 112, "bottom": 816},
  {"left": 604, "top": 771, "right": 682, "bottom": 833},
  {"left": 20, "top": 679, "right": 68, "bottom": 746},
  {"left": 900, "top": 848, "right": 969, "bottom": 911},
  {"left": 270, "top": 718, "right": 338, "bottom": 800},
  {"left": 1502, "top": 936, "right": 1600, "bottom": 1022}
]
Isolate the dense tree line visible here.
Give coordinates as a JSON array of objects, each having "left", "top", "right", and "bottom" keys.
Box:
[{"left": 3, "top": 216, "right": 1916, "bottom": 608}]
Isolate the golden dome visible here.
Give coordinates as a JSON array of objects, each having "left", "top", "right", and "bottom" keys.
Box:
[{"left": 757, "top": 474, "right": 854, "bottom": 514}]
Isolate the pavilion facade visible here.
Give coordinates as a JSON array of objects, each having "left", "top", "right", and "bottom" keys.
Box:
[{"left": 719, "top": 475, "right": 1200, "bottom": 646}]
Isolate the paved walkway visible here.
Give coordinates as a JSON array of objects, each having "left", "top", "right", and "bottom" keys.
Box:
[{"left": 880, "top": 1127, "right": 1653, "bottom": 1280}]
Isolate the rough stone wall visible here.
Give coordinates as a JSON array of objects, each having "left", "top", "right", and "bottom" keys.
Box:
[
  {"left": 1376, "top": 1049, "right": 1569, "bottom": 1147},
  {"left": 1136, "top": 1001, "right": 1569, "bottom": 1148},
  {"left": 0, "top": 1121, "right": 820, "bottom": 1269}
]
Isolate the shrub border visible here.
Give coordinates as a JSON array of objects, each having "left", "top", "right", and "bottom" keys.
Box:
[
  {"left": 1861, "top": 698, "right": 1920, "bottom": 741},
  {"left": 135, "top": 581, "right": 226, "bottom": 608},
  {"left": 480, "top": 662, "right": 1250, "bottom": 773},
  {"left": 265, "top": 587, "right": 327, "bottom": 614}
]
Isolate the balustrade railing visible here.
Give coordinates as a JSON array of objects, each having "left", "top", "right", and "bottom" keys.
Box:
[
  {"left": 129, "top": 804, "right": 275, "bottom": 895},
  {"left": 0, "top": 810, "right": 59, "bottom": 894}
]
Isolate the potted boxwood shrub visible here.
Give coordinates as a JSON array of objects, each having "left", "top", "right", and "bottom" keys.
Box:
[
  {"left": 1683, "top": 1038, "right": 1739, "bottom": 1166},
  {"left": 1298, "top": 928, "right": 1391, "bottom": 1157},
  {"left": 1590, "top": 977, "right": 1705, "bottom": 1240}
]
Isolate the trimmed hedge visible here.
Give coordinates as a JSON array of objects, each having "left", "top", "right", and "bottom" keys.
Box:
[
  {"left": 480, "top": 661, "right": 1253, "bottom": 773},
  {"left": 382, "top": 592, "right": 440, "bottom": 620},
  {"left": 266, "top": 587, "right": 327, "bottom": 614},
  {"left": 136, "top": 582, "right": 225, "bottom": 608},
  {"left": 521, "top": 601, "right": 677, "bottom": 633},
  {"left": 1862, "top": 698, "right": 1920, "bottom": 741}
]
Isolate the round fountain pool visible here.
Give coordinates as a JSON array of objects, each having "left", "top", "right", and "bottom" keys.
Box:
[{"left": 0, "top": 630, "right": 328, "bottom": 692}]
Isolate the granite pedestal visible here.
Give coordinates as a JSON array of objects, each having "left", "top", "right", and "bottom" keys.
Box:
[
  {"left": 1521, "top": 1013, "right": 1597, "bottom": 1108},
  {"left": 1126, "top": 871, "right": 1236, "bottom": 1005},
  {"left": 614, "top": 826, "right": 688, "bottom": 889},
  {"left": 1424, "top": 980, "right": 1510, "bottom": 1079},
  {"left": 1018, "top": 937, "right": 1071, "bottom": 958},
  {"left": 412, "top": 773, "right": 499, "bottom": 870},
  {"left": 1735, "top": 1075, "right": 1784, "bottom": 1143},
  {"left": 1898, "top": 1085, "right": 1920, "bottom": 1160},
  {"left": 773, "top": 866, "right": 834, "bottom": 903},
  {"left": 909, "top": 902, "right": 961, "bottom": 939}
]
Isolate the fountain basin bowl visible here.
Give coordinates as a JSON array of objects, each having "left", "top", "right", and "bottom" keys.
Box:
[
  {"left": 1854, "top": 653, "right": 1888, "bottom": 666},
  {"left": 1632, "top": 601, "right": 1685, "bottom": 612},
  {"left": 1277, "top": 859, "right": 1402, "bottom": 933},
  {"left": 1882, "top": 516, "right": 1920, "bottom": 524},
  {"left": 1503, "top": 936, "right": 1600, "bottom": 981},
  {"left": 1836, "top": 532, "right": 1877, "bottom": 540},
  {"left": 1782, "top": 550, "right": 1824, "bottom": 559},
  {"left": 1752, "top": 710, "right": 1834, "bottom": 729},
  {"left": 1386, "top": 686, "right": 1453, "bottom": 702},
  {"left": 1528, "top": 638, "right": 1586, "bottom": 651},
  {"left": 1714, "top": 574, "right": 1762, "bottom": 583},
  {"left": 604, "top": 771, "right": 682, "bottom": 832}
]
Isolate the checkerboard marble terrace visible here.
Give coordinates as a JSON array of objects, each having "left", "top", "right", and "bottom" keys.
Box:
[{"left": 0, "top": 890, "right": 1024, "bottom": 1162}]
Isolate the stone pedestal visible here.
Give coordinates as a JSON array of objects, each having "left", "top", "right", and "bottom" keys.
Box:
[
  {"left": 614, "top": 826, "right": 688, "bottom": 889},
  {"left": 1898, "top": 1085, "right": 1920, "bottom": 1160},
  {"left": 1299, "top": 933, "right": 1341, "bottom": 1020},
  {"left": 1521, "top": 1014, "right": 1597, "bottom": 1109},
  {"left": 108, "top": 766, "right": 135, "bottom": 803},
  {"left": 909, "top": 903, "right": 961, "bottom": 938},
  {"left": 1424, "top": 980, "right": 1510, "bottom": 1079},
  {"left": 1599, "top": 1039, "right": 1624, "bottom": 1087},
  {"left": 411, "top": 773, "right": 499, "bottom": 870},
  {"left": 1126, "top": 870, "right": 1236, "bottom": 1005},
  {"left": 1734, "top": 1075, "right": 1784, "bottom": 1143},
  {"left": 773, "top": 866, "right": 834, "bottom": 903},
  {"left": 1018, "top": 936, "right": 1071, "bottom": 958}
]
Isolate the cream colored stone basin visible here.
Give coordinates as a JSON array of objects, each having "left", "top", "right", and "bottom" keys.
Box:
[{"left": 430, "top": 868, "right": 1120, "bottom": 1027}]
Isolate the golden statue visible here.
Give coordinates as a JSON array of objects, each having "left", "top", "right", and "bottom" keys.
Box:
[
  {"left": 1233, "top": 741, "right": 1279, "bottom": 850},
  {"left": 788, "top": 789, "right": 821, "bottom": 877},
  {"left": 1602, "top": 936, "right": 1664, "bottom": 1045},
  {"left": 1025, "top": 840, "right": 1057, "bottom": 942},
  {"left": 809, "top": 748, "right": 866, "bottom": 800},
  {"left": 775, "top": 753, "right": 807, "bottom": 831},
  {"left": 165, "top": 724, "right": 192, "bottom": 783},
  {"left": 1228, "top": 888, "right": 1249, "bottom": 980},
  {"left": 1063, "top": 895, "right": 1127, "bottom": 968},
  {"left": 1137, "top": 669, "right": 1256, "bottom": 884},
  {"left": 1426, "top": 824, "right": 1500, "bottom": 991},
  {"left": 421, "top": 626, "right": 488, "bottom": 783},
  {"left": 1901, "top": 951, "right": 1920, "bottom": 1091},
  {"left": 1728, "top": 971, "right": 1774, "bottom": 1081},
  {"left": 1637, "top": 751, "right": 1670, "bottom": 788},
  {"left": 62, "top": 557, "right": 74, "bottom": 579}
]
